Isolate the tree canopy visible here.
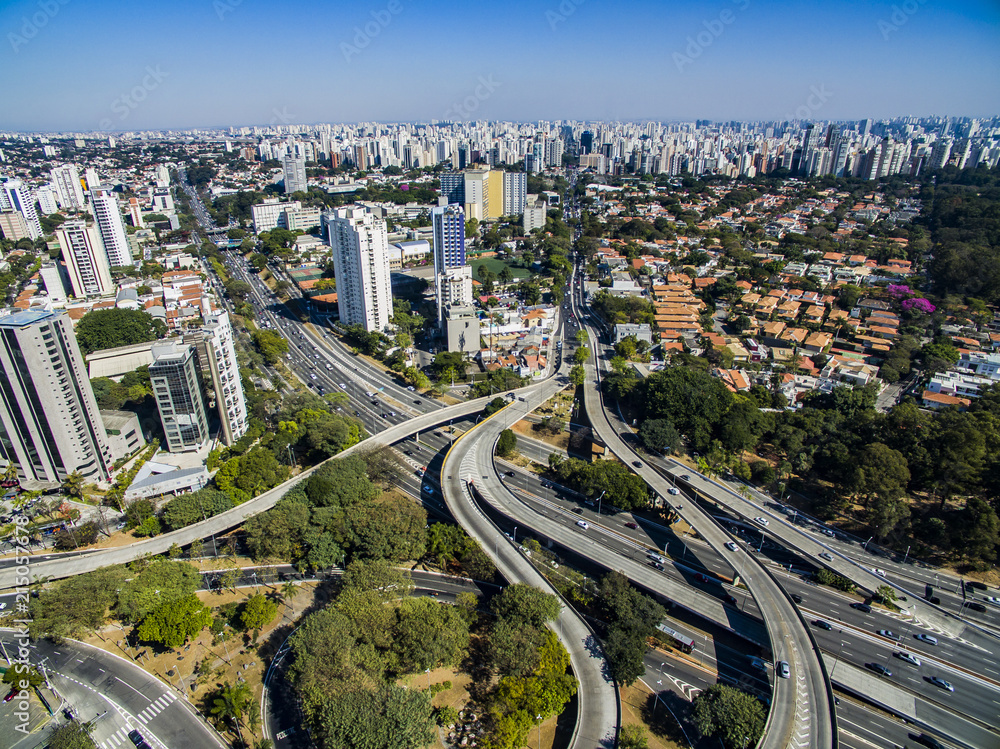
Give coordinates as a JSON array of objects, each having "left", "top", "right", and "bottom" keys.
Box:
[{"left": 74, "top": 308, "right": 162, "bottom": 355}]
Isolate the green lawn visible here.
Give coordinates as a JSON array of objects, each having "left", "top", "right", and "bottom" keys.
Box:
[{"left": 470, "top": 256, "right": 532, "bottom": 282}]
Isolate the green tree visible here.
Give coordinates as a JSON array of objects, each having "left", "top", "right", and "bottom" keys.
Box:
[
  {"left": 618, "top": 724, "right": 649, "bottom": 749},
  {"left": 573, "top": 347, "right": 590, "bottom": 365},
  {"left": 162, "top": 489, "right": 233, "bottom": 531},
  {"left": 569, "top": 364, "right": 586, "bottom": 387},
  {"left": 240, "top": 593, "right": 278, "bottom": 631},
  {"left": 491, "top": 583, "right": 560, "bottom": 628},
  {"left": 47, "top": 721, "right": 98, "bottom": 749},
  {"left": 61, "top": 471, "right": 86, "bottom": 500},
  {"left": 575, "top": 329, "right": 589, "bottom": 345},
  {"left": 2, "top": 663, "right": 44, "bottom": 689},
  {"left": 496, "top": 428, "right": 517, "bottom": 458},
  {"left": 210, "top": 680, "right": 253, "bottom": 747},
  {"left": 638, "top": 418, "right": 680, "bottom": 454},
  {"left": 117, "top": 559, "right": 201, "bottom": 623},
  {"left": 311, "top": 683, "right": 435, "bottom": 749},
  {"left": 74, "top": 308, "right": 160, "bottom": 355},
  {"left": 692, "top": 684, "right": 766, "bottom": 748},
  {"left": 393, "top": 597, "right": 471, "bottom": 672},
  {"left": 137, "top": 595, "right": 212, "bottom": 648},
  {"left": 28, "top": 567, "right": 127, "bottom": 640},
  {"left": 849, "top": 443, "right": 910, "bottom": 509},
  {"left": 251, "top": 329, "right": 290, "bottom": 365}
]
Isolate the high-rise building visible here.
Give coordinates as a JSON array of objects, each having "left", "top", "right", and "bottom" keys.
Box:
[
  {"left": 580, "top": 130, "right": 594, "bottom": 154},
  {"left": 431, "top": 204, "right": 466, "bottom": 273},
  {"left": 439, "top": 173, "right": 465, "bottom": 205},
  {"left": 283, "top": 153, "right": 307, "bottom": 194},
  {"left": 0, "top": 310, "right": 113, "bottom": 484},
  {"left": 128, "top": 197, "right": 144, "bottom": 228},
  {"left": 51, "top": 164, "right": 85, "bottom": 209},
  {"left": 1, "top": 179, "right": 42, "bottom": 239},
  {"left": 188, "top": 310, "right": 247, "bottom": 447},
  {"left": 38, "top": 262, "right": 69, "bottom": 302},
  {"left": 55, "top": 219, "right": 113, "bottom": 298},
  {"left": 35, "top": 186, "right": 59, "bottom": 215},
  {"left": 327, "top": 206, "right": 392, "bottom": 332},
  {"left": 463, "top": 169, "right": 490, "bottom": 221},
  {"left": 90, "top": 187, "right": 132, "bottom": 268},
  {"left": 502, "top": 172, "right": 527, "bottom": 215},
  {"left": 0, "top": 211, "right": 31, "bottom": 241},
  {"left": 485, "top": 170, "right": 505, "bottom": 220},
  {"left": 149, "top": 341, "right": 210, "bottom": 452}
]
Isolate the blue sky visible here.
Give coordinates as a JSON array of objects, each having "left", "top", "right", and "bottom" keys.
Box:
[{"left": 2, "top": 0, "right": 998, "bottom": 131}]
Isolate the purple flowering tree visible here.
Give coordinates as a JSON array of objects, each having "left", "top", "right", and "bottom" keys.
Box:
[{"left": 901, "top": 297, "right": 935, "bottom": 315}]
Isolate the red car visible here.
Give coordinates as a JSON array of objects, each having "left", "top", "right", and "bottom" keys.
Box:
[
  {"left": 4, "top": 689, "right": 17, "bottom": 703},
  {"left": 624, "top": 522, "right": 638, "bottom": 529}
]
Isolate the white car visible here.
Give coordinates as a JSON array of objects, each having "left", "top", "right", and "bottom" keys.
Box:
[
  {"left": 872, "top": 568, "right": 887, "bottom": 578},
  {"left": 819, "top": 552, "right": 833, "bottom": 561},
  {"left": 576, "top": 520, "right": 589, "bottom": 530},
  {"left": 914, "top": 633, "right": 938, "bottom": 645},
  {"left": 339, "top": 383, "right": 347, "bottom": 389},
  {"left": 777, "top": 661, "right": 790, "bottom": 679},
  {"left": 985, "top": 596, "right": 1000, "bottom": 604},
  {"left": 310, "top": 374, "right": 317, "bottom": 380},
  {"left": 754, "top": 517, "right": 769, "bottom": 526},
  {"left": 725, "top": 542, "right": 738, "bottom": 552},
  {"left": 407, "top": 385, "right": 416, "bottom": 391},
  {"left": 668, "top": 487, "right": 680, "bottom": 495}
]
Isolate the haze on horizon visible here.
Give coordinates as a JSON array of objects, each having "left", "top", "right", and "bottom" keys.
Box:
[{"left": 2, "top": 0, "right": 999, "bottom": 132}]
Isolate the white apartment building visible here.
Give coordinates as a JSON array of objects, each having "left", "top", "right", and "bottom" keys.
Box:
[
  {"left": 55, "top": 219, "right": 113, "bottom": 297},
  {"left": 1, "top": 179, "right": 42, "bottom": 239},
  {"left": 0, "top": 310, "right": 113, "bottom": 484},
  {"left": 283, "top": 153, "right": 307, "bottom": 194},
  {"left": 502, "top": 171, "right": 527, "bottom": 215},
  {"left": 327, "top": 206, "right": 392, "bottom": 332},
  {"left": 90, "top": 187, "right": 132, "bottom": 268},
  {"left": 35, "top": 185, "right": 59, "bottom": 215},
  {"left": 191, "top": 310, "right": 247, "bottom": 446},
  {"left": 51, "top": 164, "right": 85, "bottom": 209},
  {"left": 523, "top": 195, "right": 547, "bottom": 233},
  {"left": 251, "top": 198, "right": 303, "bottom": 233}
]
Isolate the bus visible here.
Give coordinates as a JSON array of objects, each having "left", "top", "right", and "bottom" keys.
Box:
[{"left": 656, "top": 623, "right": 695, "bottom": 654}]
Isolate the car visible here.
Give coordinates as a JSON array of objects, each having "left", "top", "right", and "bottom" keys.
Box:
[
  {"left": 128, "top": 730, "right": 145, "bottom": 747},
  {"left": 649, "top": 561, "right": 664, "bottom": 571},
  {"left": 421, "top": 485, "right": 433, "bottom": 493},
  {"left": 624, "top": 522, "right": 638, "bottom": 529},
  {"left": 813, "top": 620, "right": 833, "bottom": 631},
  {"left": 866, "top": 662, "right": 892, "bottom": 677},
  {"left": 914, "top": 633, "right": 939, "bottom": 645},
  {"left": 878, "top": 629, "right": 900, "bottom": 640},
  {"left": 754, "top": 516, "right": 769, "bottom": 526},
  {"left": 819, "top": 552, "right": 833, "bottom": 561},
  {"left": 872, "top": 568, "right": 888, "bottom": 578},
  {"left": 632, "top": 461, "right": 642, "bottom": 468},
  {"left": 693, "top": 573, "right": 708, "bottom": 583},
  {"left": 680, "top": 474, "right": 690, "bottom": 481},
  {"left": 749, "top": 657, "right": 767, "bottom": 672},
  {"left": 725, "top": 541, "right": 738, "bottom": 552},
  {"left": 894, "top": 651, "right": 921, "bottom": 666},
  {"left": 117, "top": 521, "right": 127, "bottom": 530},
  {"left": 723, "top": 593, "right": 737, "bottom": 606},
  {"left": 414, "top": 469, "right": 422, "bottom": 477},
  {"left": 851, "top": 602, "right": 872, "bottom": 613},
  {"left": 791, "top": 594, "right": 803, "bottom": 604},
  {"left": 365, "top": 391, "right": 374, "bottom": 397},
  {"left": 985, "top": 596, "right": 1000, "bottom": 604},
  {"left": 310, "top": 373, "right": 317, "bottom": 379},
  {"left": 407, "top": 385, "right": 415, "bottom": 391},
  {"left": 928, "top": 676, "right": 954, "bottom": 692},
  {"left": 968, "top": 602, "right": 987, "bottom": 612},
  {"left": 505, "top": 471, "right": 515, "bottom": 477},
  {"left": 572, "top": 507, "right": 584, "bottom": 514},
  {"left": 3, "top": 689, "right": 16, "bottom": 703},
  {"left": 821, "top": 528, "right": 836, "bottom": 537},
  {"left": 339, "top": 383, "right": 347, "bottom": 389},
  {"left": 414, "top": 400, "right": 422, "bottom": 405},
  {"left": 668, "top": 487, "right": 680, "bottom": 495},
  {"left": 576, "top": 520, "right": 589, "bottom": 530},
  {"left": 777, "top": 661, "right": 790, "bottom": 679},
  {"left": 914, "top": 734, "right": 947, "bottom": 749}
]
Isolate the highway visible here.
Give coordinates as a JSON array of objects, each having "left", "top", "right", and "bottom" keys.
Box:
[{"left": 568, "top": 264, "right": 836, "bottom": 749}]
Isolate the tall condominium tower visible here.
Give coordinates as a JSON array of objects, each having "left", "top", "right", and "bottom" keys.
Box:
[
  {"left": 431, "top": 204, "right": 472, "bottom": 322},
  {"left": 502, "top": 172, "right": 527, "bottom": 215},
  {"left": 149, "top": 341, "right": 210, "bottom": 452},
  {"left": 283, "top": 153, "right": 307, "bottom": 194},
  {"left": 50, "top": 164, "right": 85, "bottom": 209},
  {"left": 0, "top": 311, "right": 112, "bottom": 484},
  {"left": 55, "top": 219, "right": 113, "bottom": 298},
  {"left": 187, "top": 311, "right": 248, "bottom": 447},
  {"left": 327, "top": 206, "right": 392, "bottom": 333},
  {"left": 1, "top": 179, "right": 43, "bottom": 239},
  {"left": 90, "top": 187, "right": 132, "bottom": 268}
]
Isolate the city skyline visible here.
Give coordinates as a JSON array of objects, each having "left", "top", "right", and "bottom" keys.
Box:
[{"left": 1, "top": 0, "right": 999, "bottom": 132}]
